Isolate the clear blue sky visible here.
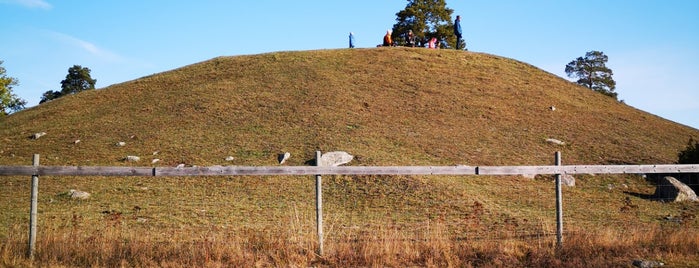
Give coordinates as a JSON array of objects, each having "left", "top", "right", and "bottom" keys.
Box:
[{"left": 2, "top": 0, "right": 698, "bottom": 129}]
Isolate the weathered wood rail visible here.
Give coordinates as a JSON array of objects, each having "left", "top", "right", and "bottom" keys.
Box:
[
  {"left": 1, "top": 164, "right": 698, "bottom": 177},
  {"left": 3, "top": 152, "right": 698, "bottom": 258}
]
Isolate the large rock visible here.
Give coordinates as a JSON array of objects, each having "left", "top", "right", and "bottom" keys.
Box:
[
  {"left": 319, "top": 151, "right": 353, "bottom": 167},
  {"left": 653, "top": 176, "right": 698, "bottom": 202},
  {"left": 632, "top": 259, "right": 664, "bottom": 268},
  {"left": 561, "top": 174, "right": 575, "bottom": 187},
  {"left": 69, "top": 190, "right": 91, "bottom": 200}
]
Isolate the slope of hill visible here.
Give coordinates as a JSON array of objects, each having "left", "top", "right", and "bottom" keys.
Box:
[
  {"left": 1, "top": 47, "right": 696, "bottom": 167},
  {"left": 2, "top": 48, "right": 699, "bottom": 266}
]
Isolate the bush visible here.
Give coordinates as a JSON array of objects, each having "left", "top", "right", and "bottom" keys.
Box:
[{"left": 678, "top": 137, "right": 699, "bottom": 164}]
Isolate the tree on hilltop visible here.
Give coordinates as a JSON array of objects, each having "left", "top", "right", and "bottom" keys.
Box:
[
  {"left": 61, "top": 65, "right": 96, "bottom": 95},
  {"left": 0, "top": 60, "right": 27, "bottom": 116},
  {"left": 392, "top": 0, "right": 457, "bottom": 48},
  {"left": 41, "top": 65, "right": 97, "bottom": 103},
  {"left": 565, "top": 51, "right": 617, "bottom": 99}
]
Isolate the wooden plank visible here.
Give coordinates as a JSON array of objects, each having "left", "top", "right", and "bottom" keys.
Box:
[
  {"left": 1, "top": 164, "right": 697, "bottom": 177},
  {"left": 35, "top": 166, "right": 153, "bottom": 176},
  {"left": 154, "top": 165, "right": 478, "bottom": 176},
  {"left": 0, "top": 166, "right": 153, "bottom": 176},
  {"left": 0, "top": 166, "right": 37, "bottom": 176},
  {"left": 478, "top": 164, "right": 699, "bottom": 175}
]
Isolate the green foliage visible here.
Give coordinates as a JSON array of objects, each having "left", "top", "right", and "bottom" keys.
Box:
[
  {"left": 392, "top": 0, "right": 456, "bottom": 48},
  {"left": 40, "top": 90, "right": 62, "bottom": 103},
  {"left": 60, "top": 65, "right": 96, "bottom": 96},
  {"left": 565, "top": 51, "right": 617, "bottom": 99},
  {"left": 678, "top": 137, "right": 699, "bottom": 164},
  {"left": 0, "top": 60, "right": 27, "bottom": 116}
]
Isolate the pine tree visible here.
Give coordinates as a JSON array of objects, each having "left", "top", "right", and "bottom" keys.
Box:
[
  {"left": 60, "top": 65, "right": 96, "bottom": 96},
  {"left": 565, "top": 51, "right": 617, "bottom": 99},
  {"left": 392, "top": 0, "right": 456, "bottom": 48}
]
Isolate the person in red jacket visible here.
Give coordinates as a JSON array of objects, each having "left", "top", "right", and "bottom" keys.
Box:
[{"left": 382, "top": 30, "right": 393, "bottom": 46}]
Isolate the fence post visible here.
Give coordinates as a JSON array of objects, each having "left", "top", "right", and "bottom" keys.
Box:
[
  {"left": 554, "top": 151, "right": 563, "bottom": 248},
  {"left": 315, "top": 151, "right": 324, "bottom": 256},
  {"left": 28, "top": 154, "right": 40, "bottom": 260}
]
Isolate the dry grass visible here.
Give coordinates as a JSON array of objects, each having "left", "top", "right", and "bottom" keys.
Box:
[
  {"left": 1, "top": 47, "right": 699, "bottom": 266},
  {"left": 1, "top": 173, "right": 698, "bottom": 266},
  {"left": 2, "top": 221, "right": 698, "bottom": 267}
]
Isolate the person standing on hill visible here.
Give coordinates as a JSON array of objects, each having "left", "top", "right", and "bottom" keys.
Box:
[
  {"left": 454, "top": 15, "right": 463, "bottom": 50},
  {"left": 349, "top": 32, "right": 355, "bottom": 48},
  {"left": 383, "top": 30, "right": 393, "bottom": 46}
]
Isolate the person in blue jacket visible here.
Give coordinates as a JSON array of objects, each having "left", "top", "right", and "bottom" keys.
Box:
[
  {"left": 349, "top": 32, "right": 355, "bottom": 48},
  {"left": 454, "top": 15, "right": 463, "bottom": 50}
]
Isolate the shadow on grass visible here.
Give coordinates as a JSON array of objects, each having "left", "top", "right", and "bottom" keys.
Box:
[{"left": 623, "top": 191, "right": 656, "bottom": 201}]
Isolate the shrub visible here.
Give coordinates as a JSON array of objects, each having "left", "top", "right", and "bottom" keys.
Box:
[{"left": 678, "top": 137, "right": 699, "bottom": 164}]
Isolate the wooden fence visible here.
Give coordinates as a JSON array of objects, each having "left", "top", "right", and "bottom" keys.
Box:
[{"left": 1, "top": 152, "right": 698, "bottom": 258}]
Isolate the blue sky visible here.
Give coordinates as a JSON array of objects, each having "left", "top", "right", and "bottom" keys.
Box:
[{"left": 1, "top": 0, "right": 698, "bottom": 129}]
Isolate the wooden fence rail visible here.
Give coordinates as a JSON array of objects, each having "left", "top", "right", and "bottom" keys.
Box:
[
  {"left": 1, "top": 164, "right": 698, "bottom": 177},
  {"left": 3, "top": 152, "right": 698, "bottom": 259}
]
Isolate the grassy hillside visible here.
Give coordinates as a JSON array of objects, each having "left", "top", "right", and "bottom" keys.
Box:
[
  {"left": 1, "top": 48, "right": 698, "bottom": 266},
  {"left": 1, "top": 47, "right": 696, "bottom": 167}
]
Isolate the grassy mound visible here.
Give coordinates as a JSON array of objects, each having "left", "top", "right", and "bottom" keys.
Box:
[{"left": 1, "top": 48, "right": 698, "bottom": 266}]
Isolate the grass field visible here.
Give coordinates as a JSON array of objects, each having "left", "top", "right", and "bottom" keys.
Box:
[
  {"left": 2, "top": 173, "right": 698, "bottom": 266},
  {"left": 1, "top": 47, "right": 699, "bottom": 266}
]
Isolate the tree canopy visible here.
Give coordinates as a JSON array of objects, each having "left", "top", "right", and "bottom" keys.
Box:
[
  {"left": 565, "top": 51, "right": 617, "bottom": 99},
  {"left": 42, "top": 65, "right": 97, "bottom": 103},
  {"left": 392, "top": 0, "right": 457, "bottom": 48},
  {"left": 61, "top": 65, "right": 96, "bottom": 95},
  {"left": 0, "top": 60, "right": 27, "bottom": 116},
  {"left": 678, "top": 137, "right": 699, "bottom": 164}
]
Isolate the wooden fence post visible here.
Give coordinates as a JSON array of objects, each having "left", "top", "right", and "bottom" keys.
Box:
[
  {"left": 28, "top": 154, "right": 40, "bottom": 260},
  {"left": 315, "top": 151, "right": 324, "bottom": 256},
  {"left": 555, "top": 151, "right": 563, "bottom": 248}
]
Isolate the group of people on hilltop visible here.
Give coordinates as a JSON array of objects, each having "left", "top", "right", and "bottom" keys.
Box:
[{"left": 350, "top": 15, "right": 464, "bottom": 50}]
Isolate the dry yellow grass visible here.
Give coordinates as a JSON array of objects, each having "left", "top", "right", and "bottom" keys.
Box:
[{"left": 1, "top": 47, "right": 698, "bottom": 266}]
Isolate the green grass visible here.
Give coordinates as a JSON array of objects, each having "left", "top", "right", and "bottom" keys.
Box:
[{"left": 1, "top": 47, "right": 698, "bottom": 266}]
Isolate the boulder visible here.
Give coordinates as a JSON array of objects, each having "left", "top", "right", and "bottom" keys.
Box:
[
  {"left": 653, "top": 176, "right": 698, "bottom": 202},
  {"left": 69, "top": 189, "right": 90, "bottom": 200},
  {"left": 632, "top": 260, "right": 664, "bottom": 268},
  {"left": 319, "top": 151, "right": 354, "bottom": 167},
  {"left": 561, "top": 174, "right": 575, "bottom": 187}
]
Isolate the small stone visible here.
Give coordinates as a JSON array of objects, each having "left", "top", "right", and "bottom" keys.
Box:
[
  {"left": 546, "top": 138, "right": 566, "bottom": 146},
  {"left": 116, "top": 141, "right": 126, "bottom": 147},
  {"left": 32, "top": 132, "right": 47, "bottom": 139},
  {"left": 225, "top": 156, "right": 235, "bottom": 161},
  {"left": 125, "top": 155, "right": 140, "bottom": 162},
  {"left": 278, "top": 152, "right": 291, "bottom": 165},
  {"left": 151, "top": 159, "right": 160, "bottom": 164}
]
